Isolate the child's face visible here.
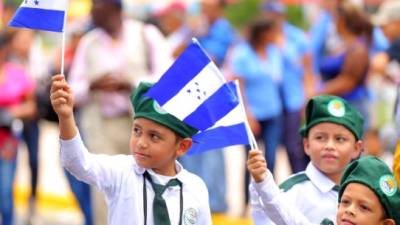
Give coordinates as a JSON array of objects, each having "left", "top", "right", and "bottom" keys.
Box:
[
  {"left": 130, "top": 118, "right": 190, "bottom": 176},
  {"left": 337, "top": 183, "right": 392, "bottom": 225},
  {"left": 303, "top": 122, "right": 362, "bottom": 183}
]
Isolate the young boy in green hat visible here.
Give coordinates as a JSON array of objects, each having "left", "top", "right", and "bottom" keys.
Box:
[
  {"left": 249, "top": 95, "right": 364, "bottom": 224},
  {"left": 249, "top": 153, "right": 400, "bottom": 224},
  {"left": 50, "top": 74, "right": 212, "bottom": 225},
  {"left": 248, "top": 96, "right": 400, "bottom": 225}
]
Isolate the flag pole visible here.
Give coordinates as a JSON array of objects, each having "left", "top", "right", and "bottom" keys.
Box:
[
  {"left": 234, "top": 79, "right": 259, "bottom": 150},
  {"left": 60, "top": 2, "right": 69, "bottom": 76},
  {"left": 60, "top": 30, "right": 66, "bottom": 76}
]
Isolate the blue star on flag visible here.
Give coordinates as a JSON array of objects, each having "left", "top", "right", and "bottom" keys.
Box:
[{"left": 186, "top": 82, "right": 207, "bottom": 100}]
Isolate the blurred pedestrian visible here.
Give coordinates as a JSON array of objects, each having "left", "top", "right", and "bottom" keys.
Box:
[
  {"left": 228, "top": 17, "right": 284, "bottom": 209},
  {"left": 0, "top": 31, "right": 36, "bottom": 225},
  {"left": 68, "top": 0, "right": 172, "bottom": 224}
]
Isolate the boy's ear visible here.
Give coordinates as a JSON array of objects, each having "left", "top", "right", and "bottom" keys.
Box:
[
  {"left": 303, "top": 138, "right": 311, "bottom": 156},
  {"left": 176, "top": 138, "right": 193, "bottom": 157},
  {"left": 352, "top": 140, "right": 363, "bottom": 159},
  {"left": 382, "top": 219, "right": 395, "bottom": 225}
]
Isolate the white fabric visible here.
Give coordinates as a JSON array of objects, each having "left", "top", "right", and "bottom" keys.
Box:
[
  {"left": 250, "top": 163, "right": 338, "bottom": 225},
  {"left": 60, "top": 133, "right": 212, "bottom": 225},
  {"left": 21, "top": 0, "right": 67, "bottom": 10},
  {"left": 162, "top": 62, "right": 225, "bottom": 120}
]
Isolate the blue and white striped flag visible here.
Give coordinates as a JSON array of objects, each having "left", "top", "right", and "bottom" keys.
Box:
[
  {"left": 9, "top": 0, "right": 68, "bottom": 32},
  {"left": 146, "top": 39, "right": 250, "bottom": 154}
]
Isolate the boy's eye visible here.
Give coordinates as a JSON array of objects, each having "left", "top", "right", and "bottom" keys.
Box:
[
  {"left": 150, "top": 133, "right": 161, "bottom": 141},
  {"left": 133, "top": 127, "right": 142, "bottom": 136},
  {"left": 340, "top": 199, "right": 350, "bottom": 206},
  {"left": 360, "top": 204, "right": 371, "bottom": 212},
  {"left": 336, "top": 136, "right": 347, "bottom": 142}
]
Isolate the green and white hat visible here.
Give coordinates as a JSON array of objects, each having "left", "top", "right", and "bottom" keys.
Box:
[
  {"left": 299, "top": 95, "right": 364, "bottom": 140},
  {"left": 130, "top": 82, "right": 198, "bottom": 138},
  {"left": 339, "top": 156, "right": 400, "bottom": 223}
]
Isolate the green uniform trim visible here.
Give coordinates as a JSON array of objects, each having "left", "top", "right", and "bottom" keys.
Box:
[
  {"left": 320, "top": 218, "right": 334, "bottom": 225},
  {"left": 279, "top": 173, "right": 309, "bottom": 192}
]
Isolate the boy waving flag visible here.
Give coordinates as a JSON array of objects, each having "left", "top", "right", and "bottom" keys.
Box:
[
  {"left": 8, "top": 0, "right": 68, "bottom": 32},
  {"left": 146, "top": 39, "right": 251, "bottom": 154}
]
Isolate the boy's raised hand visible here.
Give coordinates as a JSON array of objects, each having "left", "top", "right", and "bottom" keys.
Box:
[
  {"left": 247, "top": 149, "right": 268, "bottom": 183},
  {"left": 50, "top": 74, "right": 74, "bottom": 120}
]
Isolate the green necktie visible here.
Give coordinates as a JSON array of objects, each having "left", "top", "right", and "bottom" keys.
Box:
[
  {"left": 320, "top": 218, "right": 335, "bottom": 225},
  {"left": 145, "top": 172, "right": 182, "bottom": 225}
]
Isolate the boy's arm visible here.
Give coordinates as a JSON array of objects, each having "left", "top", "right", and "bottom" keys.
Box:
[
  {"left": 50, "top": 74, "right": 78, "bottom": 140},
  {"left": 50, "top": 75, "right": 123, "bottom": 194},
  {"left": 247, "top": 150, "right": 314, "bottom": 225}
]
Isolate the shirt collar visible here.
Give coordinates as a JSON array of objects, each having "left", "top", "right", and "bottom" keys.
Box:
[
  {"left": 133, "top": 160, "right": 189, "bottom": 184},
  {"left": 305, "top": 163, "right": 338, "bottom": 193}
]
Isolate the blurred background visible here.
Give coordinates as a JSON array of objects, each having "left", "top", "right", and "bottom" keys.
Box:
[{"left": 0, "top": 0, "right": 399, "bottom": 225}]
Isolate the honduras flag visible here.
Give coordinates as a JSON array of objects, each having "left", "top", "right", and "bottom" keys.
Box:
[
  {"left": 145, "top": 39, "right": 250, "bottom": 154},
  {"left": 9, "top": 0, "right": 68, "bottom": 32}
]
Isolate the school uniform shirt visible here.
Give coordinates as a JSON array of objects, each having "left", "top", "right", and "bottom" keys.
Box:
[
  {"left": 250, "top": 163, "right": 338, "bottom": 225},
  {"left": 60, "top": 133, "right": 212, "bottom": 225}
]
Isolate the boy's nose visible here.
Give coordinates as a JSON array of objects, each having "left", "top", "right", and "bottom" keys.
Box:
[
  {"left": 324, "top": 138, "right": 336, "bottom": 150},
  {"left": 344, "top": 204, "right": 356, "bottom": 217},
  {"left": 137, "top": 137, "right": 148, "bottom": 149}
]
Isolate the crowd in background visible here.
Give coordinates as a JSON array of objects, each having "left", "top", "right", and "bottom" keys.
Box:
[{"left": 0, "top": 0, "right": 399, "bottom": 224}]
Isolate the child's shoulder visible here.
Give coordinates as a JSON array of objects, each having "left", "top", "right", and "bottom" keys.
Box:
[
  {"left": 279, "top": 171, "right": 309, "bottom": 192},
  {"left": 180, "top": 168, "right": 208, "bottom": 192}
]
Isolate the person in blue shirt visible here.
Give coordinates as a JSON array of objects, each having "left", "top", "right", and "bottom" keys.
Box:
[
  {"left": 261, "top": 0, "right": 312, "bottom": 173},
  {"left": 179, "top": 0, "right": 238, "bottom": 214},
  {"left": 228, "top": 17, "right": 283, "bottom": 208}
]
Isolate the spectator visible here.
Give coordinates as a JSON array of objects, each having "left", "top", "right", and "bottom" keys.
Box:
[
  {"left": 0, "top": 31, "right": 36, "bottom": 225},
  {"left": 68, "top": 0, "right": 172, "bottom": 224}
]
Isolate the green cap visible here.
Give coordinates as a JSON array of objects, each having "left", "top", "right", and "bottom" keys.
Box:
[
  {"left": 130, "top": 82, "right": 198, "bottom": 138},
  {"left": 299, "top": 95, "right": 364, "bottom": 140},
  {"left": 339, "top": 156, "right": 400, "bottom": 223}
]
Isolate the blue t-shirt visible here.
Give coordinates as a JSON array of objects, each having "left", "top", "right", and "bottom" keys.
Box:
[
  {"left": 229, "top": 42, "right": 283, "bottom": 120},
  {"left": 198, "top": 18, "right": 237, "bottom": 66},
  {"left": 281, "top": 22, "right": 310, "bottom": 112}
]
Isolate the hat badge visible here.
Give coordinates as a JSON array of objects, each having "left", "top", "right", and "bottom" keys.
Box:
[
  {"left": 153, "top": 100, "right": 168, "bottom": 115},
  {"left": 379, "top": 175, "right": 397, "bottom": 197},
  {"left": 327, "top": 100, "right": 345, "bottom": 117}
]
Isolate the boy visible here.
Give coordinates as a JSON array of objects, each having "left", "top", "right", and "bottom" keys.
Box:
[
  {"left": 249, "top": 95, "right": 364, "bottom": 224},
  {"left": 249, "top": 147, "right": 400, "bottom": 224},
  {"left": 50, "top": 74, "right": 212, "bottom": 225}
]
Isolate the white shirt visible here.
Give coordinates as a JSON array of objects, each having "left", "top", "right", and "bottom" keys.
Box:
[
  {"left": 250, "top": 163, "right": 338, "bottom": 225},
  {"left": 60, "top": 133, "right": 212, "bottom": 225}
]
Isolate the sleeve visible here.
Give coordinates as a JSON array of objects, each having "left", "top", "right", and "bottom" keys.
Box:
[
  {"left": 60, "top": 132, "right": 127, "bottom": 195},
  {"left": 249, "top": 182, "right": 275, "bottom": 225},
  {"left": 68, "top": 37, "right": 91, "bottom": 106},
  {"left": 251, "top": 171, "right": 316, "bottom": 225},
  {"left": 394, "top": 139, "right": 400, "bottom": 186},
  {"left": 229, "top": 45, "right": 249, "bottom": 79}
]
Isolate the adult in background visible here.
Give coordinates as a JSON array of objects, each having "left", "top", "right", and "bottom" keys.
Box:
[
  {"left": 261, "top": 0, "right": 312, "bottom": 173},
  {"left": 228, "top": 17, "right": 284, "bottom": 210},
  {"left": 68, "top": 0, "right": 172, "bottom": 224},
  {"left": 0, "top": 31, "right": 36, "bottom": 225},
  {"left": 311, "top": 1, "right": 372, "bottom": 130}
]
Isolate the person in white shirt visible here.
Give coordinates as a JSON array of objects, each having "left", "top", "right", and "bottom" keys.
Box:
[
  {"left": 50, "top": 76, "right": 212, "bottom": 225},
  {"left": 68, "top": 1, "right": 172, "bottom": 223},
  {"left": 249, "top": 95, "right": 364, "bottom": 224}
]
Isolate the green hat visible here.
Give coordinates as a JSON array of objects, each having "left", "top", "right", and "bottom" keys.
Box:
[
  {"left": 130, "top": 82, "right": 198, "bottom": 138},
  {"left": 299, "top": 95, "right": 364, "bottom": 140},
  {"left": 338, "top": 156, "right": 400, "bottom": 223}
]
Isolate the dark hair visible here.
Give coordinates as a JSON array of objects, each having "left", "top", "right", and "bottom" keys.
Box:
[
  {"left": 0, "top": 31, "right": 14, "bottom": 49},
  {"left": 248, "top": 18, "right": 276, "bottom": 49},
  {"left": 337, "top": 1, "right": 373, "bottom": 44}
]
